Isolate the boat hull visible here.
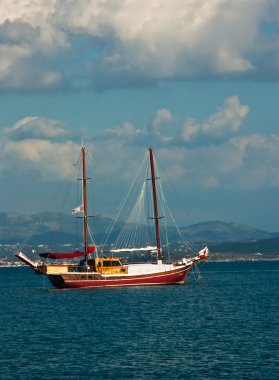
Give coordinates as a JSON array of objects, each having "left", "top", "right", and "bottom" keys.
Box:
[{"left": 47, "top": 265, "right": 191, "bottom": 289}]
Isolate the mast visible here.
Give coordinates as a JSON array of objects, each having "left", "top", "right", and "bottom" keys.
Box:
[
  {"left": 148, "top": 148, "right": 162, "bottom": 262},
  {"left": 81, "top": 146, "right": 89, "bottom": 262}
]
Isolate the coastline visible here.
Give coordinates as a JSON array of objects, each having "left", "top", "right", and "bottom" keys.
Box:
[
  {"left": 208, "top": 257, "right": 279, "bottom": 263},
  {"left": 1, "top": 256, "right": 279, "bottom": 268}
]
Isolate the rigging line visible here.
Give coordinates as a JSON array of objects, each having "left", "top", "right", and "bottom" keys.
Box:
[
  {"left": 73, "top": 157, "right": 83, "bottom": 251},
  {"left": 15, "top": 219, "right": 43, "bottom": 254},
  {"left": 87, "top": 225, "right": 99, "bottom": 258},
  {"left": 43, "top": 153, "right": 81, "bottom": 248},
  {"left": 157, "top": 181, "right": 170, "bottom": 261},
  {"left": 75, "top": 214, "right": 80, "bottom": 250},
  {"left": 153, "top": 162, "right": 191, "bottom": 252},
  {"left": 75, "top": 156, "right": 82, "bottom": 205},
  {"left": 47, "top": 152, "right": 81, "bottom": 214},
  {"left": 164, "top": 195, "right": 196, "bottom": 255},
  {"left": 193, "top": 263, "right": 203, "bottom": 281},
  {"left": 156, "top": 167, "right": 196, "bottom": 255},
  {"left": 116, "top": 180, "right": 149, "bottom": 249},
  {"left": 101, "top": 151, "right": 149, "bottom": 251},
  {"left": 143, "top": 162, "right": 152, "bottom": 245},
  {"left": 128, "top": 182, "right": 146, "bottom": 243},
  {"left": 145, "top": 161, "right": 156, "bottom": 245},
  {"left": 114, "top": 185, "right": 143, "bottom": 248},
  {"left": 153, "top": 157, "right": 171, "bottom": 261},
  {"left": 156, "top": 157, "right": 196, "bottom": 226},
  {"left": 79, "top": 149, "right": 97, "bottom": 253}
]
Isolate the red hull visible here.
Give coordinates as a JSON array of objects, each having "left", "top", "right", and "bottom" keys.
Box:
[{"left": 48, "top": 266, "right": 191, "bottom": 289}]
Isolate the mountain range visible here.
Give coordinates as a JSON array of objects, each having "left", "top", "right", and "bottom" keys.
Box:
[
  {"left": 0, "top": 212, "right": 278, "bottom": 244},
  {"left": 0, "top": 212, "right": 278, "bottom": 259}
]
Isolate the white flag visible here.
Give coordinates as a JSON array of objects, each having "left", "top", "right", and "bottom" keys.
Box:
[{"left": 72, "top": 204, "right": 84, "bottom": 214}]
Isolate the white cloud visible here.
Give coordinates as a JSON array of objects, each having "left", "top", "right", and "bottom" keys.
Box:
[
  {"left": 230, "top": 134, "right": 279, "bottom": 188},
  {"left": 0, "top": 98, "right": 278, "bottom": 193},
  {"left": 97, "top": 96, "right": 249, "bottom": 147},
  {"left": 0, "top": 116, "right": 79, "bottom": 180},
  {"left": 0, "top": 0, "right": 278, "bottom": 90},
  {"left": 4, "top": 116, "right": 69, "bottom": 140},
  {"left": 96, "top": 96, "right": 249, "bottom": 148},
  {"left": 95, "top": 122, "right": 140, "bottom": 140},
  {"left": 141, "top": 132, "right": 279, "bottom": 191},
  {"left": 96, "top": 108, "right": 175, "bottom": 145},
  {"left": 179, "top": 96, "right": 249, "bottom": 144},
  {"left": 87, "top": 97, "right": 277, "bottom": 192},
  {"left": 3, "top": 139, "right": 80, "bottom": 180},
  {"left": 0, "top": 1, "right": 66, "bottom": 89},
  {"left": 147, "top": 109, "right": 174, "bottom": 143},
  {"left": 0, "top": 0, "right": 64, "bottom": 50}
]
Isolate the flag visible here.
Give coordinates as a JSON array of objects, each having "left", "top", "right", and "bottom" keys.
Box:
[
  {"left": 72, "top": 204, "right": 84, "bottom": 214},
  {"left": 198, "top": 247, "right": 209, "bottom": 259}
]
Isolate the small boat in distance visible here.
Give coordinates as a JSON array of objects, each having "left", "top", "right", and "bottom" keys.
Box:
[{"left": 16, "top": 146, "right": 208, "bottom": 289}]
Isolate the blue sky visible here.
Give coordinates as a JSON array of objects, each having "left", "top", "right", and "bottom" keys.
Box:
[{"left": 0, "top": 0, "right": 279, "bottom": 231}]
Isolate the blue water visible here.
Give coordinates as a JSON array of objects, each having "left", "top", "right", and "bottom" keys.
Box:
[{"left": 0, "top": 262, "right": 278, "bottom": 380}]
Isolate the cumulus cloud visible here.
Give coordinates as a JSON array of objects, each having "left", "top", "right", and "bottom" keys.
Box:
[
  {"left": 147, "top": 109, "right": 174, "bottom": 143},
  {"left": 83, "top": 96, "right": 278, "bottom": 192},
  {"left": 95, "top": 108, "right": 175, "bottom": 145},
  {"left": 179, "top": 96, "right": 250, "bottom": 144},
  {"left": 0, "top": 0, "right": 278, "bottom": 90},
  {"left": 230, "top": 134, "right": 279, "bottom": 188},
  {"left": 3, "top": 139, "right": 80, "bottom": 180},
  {"left": 95, "top": 97, "right": 249, "bottom": 147},
  {"left": 0, "top": 1, "right": 66, "bottom": 90},
  {"left": 4, "top": 116, "right": 68, "bottom": 141},
  {"left": 104, "top": 135, "right": 279, "bottom": 193},
  {"left": 0, "top": 97, "right": 278, "bottom": 193},
  {"left": 95, "top": 122, "right": 140, "bottom": 140},
  {"left": 0, "top": 116, "right": 79, "bottom": 180},
  {"left": 0, "top": 19, "right": 39, "bottom": 45}
]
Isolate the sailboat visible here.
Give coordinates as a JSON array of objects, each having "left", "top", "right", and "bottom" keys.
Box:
[{"left": 16, "top": 146, "right": 208, "bottom": 289}]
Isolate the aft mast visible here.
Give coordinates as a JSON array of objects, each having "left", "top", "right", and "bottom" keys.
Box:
[
  {"left": 148, "top": 148, "right": 162, "bottom": 263},
  {"left": 81, "top": 146, "right": 89, "bottom": 263}
]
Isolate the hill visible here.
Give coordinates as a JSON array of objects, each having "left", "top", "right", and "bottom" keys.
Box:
[
  {"left": 0, "top": 212, "right": 278, "bottom": 245},
  {"left": 0, "top": 212, "right": 278, "bottom": 261},
  {"left": 179, "top": 221, "right": 276, "bottom": 243}
]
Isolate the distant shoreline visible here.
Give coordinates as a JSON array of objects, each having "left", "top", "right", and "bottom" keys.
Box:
[
  {"left": 209, "top": 258, "right": 279, "bottom": 263},
  {"left": 0, "top": 257, "right": 279, "bottom": 268}
]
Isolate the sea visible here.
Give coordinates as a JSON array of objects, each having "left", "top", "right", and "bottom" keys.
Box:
[{"left": 0, "top": 261, "right": 278, "bottom": 380}]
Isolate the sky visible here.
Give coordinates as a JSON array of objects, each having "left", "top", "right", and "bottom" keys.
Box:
[{"left": 0, "top": 0, "right": 279, "bottom": 231}]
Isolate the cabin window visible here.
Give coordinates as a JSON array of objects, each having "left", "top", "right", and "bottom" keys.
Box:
[
  {"left": 101, "top": 260, "right": 121, "bottom": 267},
  {"left": 111, "top": 261, "right": 121, "bottom": 267}
]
